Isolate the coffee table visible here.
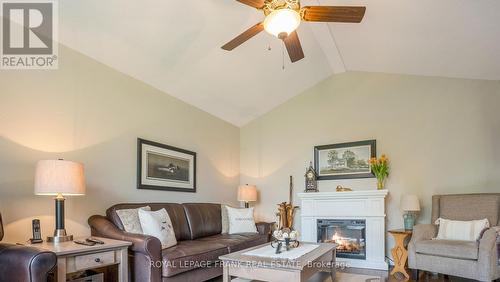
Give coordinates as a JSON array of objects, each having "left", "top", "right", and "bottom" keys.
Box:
[{"left": 219, "top": 242, "right": 336, "bottom": 282}]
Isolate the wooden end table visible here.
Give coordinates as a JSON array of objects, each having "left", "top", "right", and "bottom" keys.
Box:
[
  {"left": 26, "top": 237, "right": 131, "bottom": 282},
  {"left": 388, "top": 229, "right": 412, "bottom": 280},
  {"left": 219, "top": 242, "right": 336, "bottom": 282}
]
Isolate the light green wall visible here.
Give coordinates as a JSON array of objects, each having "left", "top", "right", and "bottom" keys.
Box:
[
  {"left": 240, "top": 71, "right": 500, "bottom": 255},
  {"left": 0, "top": 46, "right": 240, "bottom": 242}
]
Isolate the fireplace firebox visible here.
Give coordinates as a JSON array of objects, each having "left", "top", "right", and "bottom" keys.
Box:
[{"left": 317, "top": 219, "right": 366, "bottom": 260}]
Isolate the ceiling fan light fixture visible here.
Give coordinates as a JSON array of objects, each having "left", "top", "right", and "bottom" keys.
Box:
[{"left": 263, "top": 8, "right": 301, "bottom": 38}]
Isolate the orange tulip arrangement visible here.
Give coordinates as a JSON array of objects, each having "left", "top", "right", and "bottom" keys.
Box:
[{"left": 369, "top": 154, "right": 390, "bottom": 190}]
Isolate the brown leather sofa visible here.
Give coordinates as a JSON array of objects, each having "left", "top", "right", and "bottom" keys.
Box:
[
  {"left": 88, "top": 203, "right": 273, "bottom": 282},
  {"left": 0, "top": 213, "right": 57, "bottom": 282}
]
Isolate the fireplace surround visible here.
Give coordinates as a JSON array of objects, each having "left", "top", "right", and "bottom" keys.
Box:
[{"left": 298, "top": 190, "right": 388, "bottom": 270}]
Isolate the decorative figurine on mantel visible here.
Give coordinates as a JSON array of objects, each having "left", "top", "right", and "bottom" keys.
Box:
[
  {"left": 336, "top": 185, "right": 352, "bottom": 192},
  {"left": 304, "top": 162, "right": 318, "bottom": 192}
]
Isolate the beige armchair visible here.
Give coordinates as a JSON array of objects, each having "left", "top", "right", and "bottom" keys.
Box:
[{"left": 408, "top": 194, "right": 500, "bottom": 281}]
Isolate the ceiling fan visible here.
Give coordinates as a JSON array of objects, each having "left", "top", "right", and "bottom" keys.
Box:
[{"left": 221, "top": 0, "right": 366, "bottom": 63}]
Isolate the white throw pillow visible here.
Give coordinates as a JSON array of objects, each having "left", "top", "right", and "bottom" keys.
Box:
[
  {"left": 221, "top": 204, "right": 230, "bottom": 234},
  {"left": 434, "top": 218, "right": 490, "bottom": 241},
  {"left": 138, "top": 208, "right": 177, "bottom": 249},
  {"left": 116, "top": 206, "right": 151, "bottom": 234},
  {"left": 221, "top": 204, "right": 240, "bottom": 234},
  {"left": 226, "top": 206, "right": 257, "bottom": 234}
]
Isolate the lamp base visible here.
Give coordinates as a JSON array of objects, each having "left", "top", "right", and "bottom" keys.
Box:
[
  {"left": 403, "top": 213, "right": 416, "bottom": 230},
  {"left": 47, "top": 229, "right": 73, "bottom": 243}
]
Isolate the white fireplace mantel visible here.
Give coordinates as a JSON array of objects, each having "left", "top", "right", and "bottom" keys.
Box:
[{"left": 297, "top": 189, "right": 389, "bottom": 270}]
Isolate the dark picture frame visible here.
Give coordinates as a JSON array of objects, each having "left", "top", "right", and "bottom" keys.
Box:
[
  {"left": 314, "top": 140, "right": 376, "bottom": 180},
  {"left": 137, "top": 138, "right": 196, "bottom": 192}
]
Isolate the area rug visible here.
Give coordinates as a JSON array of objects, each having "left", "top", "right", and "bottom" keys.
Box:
[{"left": 231, "top": 272, "right": 383, "bottom": 282}]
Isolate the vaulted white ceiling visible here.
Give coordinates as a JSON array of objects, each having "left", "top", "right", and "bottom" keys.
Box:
[{"left": 58, "top": 0, "right": 500, "bottom": 126}]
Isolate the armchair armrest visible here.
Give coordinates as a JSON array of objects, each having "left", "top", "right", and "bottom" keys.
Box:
[
  {"left": 477, "top": 227, "right": 499, "bottom": 281},
  {"left": 255, "top": 222, "right": 275, "bottom": 241},
  {"left": 478, "top": 227, "right": 498, "bottom": 258},
  {"left": 0, "top": 244, "right": 56, "bottom": 282},
  {"left": 88, "top": 215, "right": 161, "bottom": 258},
  {"left": 408, "top": 224, "right": 437, "bottom": 269}
]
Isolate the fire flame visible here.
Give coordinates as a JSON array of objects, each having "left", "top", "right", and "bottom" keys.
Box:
[
  {"left": 331, "top": 232, "right": 348, "bottom": 247},
  {"left": 330, "top": 232, "right": 360, "bottom": 252}
]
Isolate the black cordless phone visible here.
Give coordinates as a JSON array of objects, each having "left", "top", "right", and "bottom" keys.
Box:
[{"left": 30, "top": 219, "right": 43, "bottom": 244}]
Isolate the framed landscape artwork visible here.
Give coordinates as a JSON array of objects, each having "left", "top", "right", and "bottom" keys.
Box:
[
  {"left": 314, "top": 140, "right": 376, "bottom": 180},
  {"left": 137, "top": 138, "right": 196, "bottom": 192}
]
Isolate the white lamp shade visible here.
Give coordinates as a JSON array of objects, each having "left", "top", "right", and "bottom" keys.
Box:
[
  {"left": 401, "top": 194, "right": 420, "bottom": 211},
  {"left": 237, "top": 185, "right": 257, "bottom": 202},
  {"left": 263, "top": 9, "right": 301, "bottom": 37},
  {"left": 34, "top": 160, "right": 86, "bottom": 196}
]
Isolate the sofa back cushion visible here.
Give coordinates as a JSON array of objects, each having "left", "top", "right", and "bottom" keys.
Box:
[
  {"left": 182, "top": 203, "right": 222, "bottom": 239},
  {"left": 107, "top": 203, "right": 191, "bottom": 241},
  {"left": 432, "top": 194, "right": 500, "bottom": 226}
]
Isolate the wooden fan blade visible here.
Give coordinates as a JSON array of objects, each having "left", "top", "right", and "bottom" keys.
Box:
[
  {"left": 301, "top": 6, "right": 366, "bottom": 23},
  {"left": 236, "top": 0, "right": 265, "bottom": 9},
  {"left": 221, "top": 22, "right": 264, "bottom": 51},
  {"left": 283, "top": 31, "right": 305, "bottom": 63}
]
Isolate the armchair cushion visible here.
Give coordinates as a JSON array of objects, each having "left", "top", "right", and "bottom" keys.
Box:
[{"left": 415, "top": 239, "right": 479, "bottom": 260}]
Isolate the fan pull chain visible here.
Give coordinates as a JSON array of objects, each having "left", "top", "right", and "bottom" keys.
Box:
[{"left": 282, "top": 41, "right": 285, "bottom": 70}]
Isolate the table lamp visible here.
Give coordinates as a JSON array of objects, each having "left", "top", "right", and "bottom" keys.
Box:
[
  {"left": 237, "top": 184, "right": 257, "bottom": 208},
  {"left": 401, "top": 194, "right": 420, "bottom": 230},
  {"left": 35, "top": 160, "right": 86, "bottom": 243}
]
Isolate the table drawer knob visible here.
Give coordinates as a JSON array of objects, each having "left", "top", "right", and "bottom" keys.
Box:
[{"left": 75, "top": 251, "right": 115, "bottom": 271}]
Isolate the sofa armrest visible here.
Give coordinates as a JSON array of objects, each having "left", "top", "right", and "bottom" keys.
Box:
[
  {"left": 0, "top": 244, "right": 56, "bottom": 282},
  {"left": 88, "top": 215, "right": 161, "bottom": 258},
  {"left": 255, "top": 222, "right": 274, "bottom": 238}
]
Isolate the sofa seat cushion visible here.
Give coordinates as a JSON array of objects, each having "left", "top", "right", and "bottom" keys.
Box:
[
  {"left": 198, "top": 233, "right": 268, "bottom": 252},
  {"left": 161, "top": 240, "right": 228, "bottom": 277},
  {"left": 415, "top": 239, "right": 479, "bottom": 260}
]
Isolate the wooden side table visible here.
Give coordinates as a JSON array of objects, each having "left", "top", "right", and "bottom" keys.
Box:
[
  {"left": 26, "top": 237, "right": 131, "bottom": 282},
  {"left": 388, "top": 229, "right": 412, "bottom": 280}
]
